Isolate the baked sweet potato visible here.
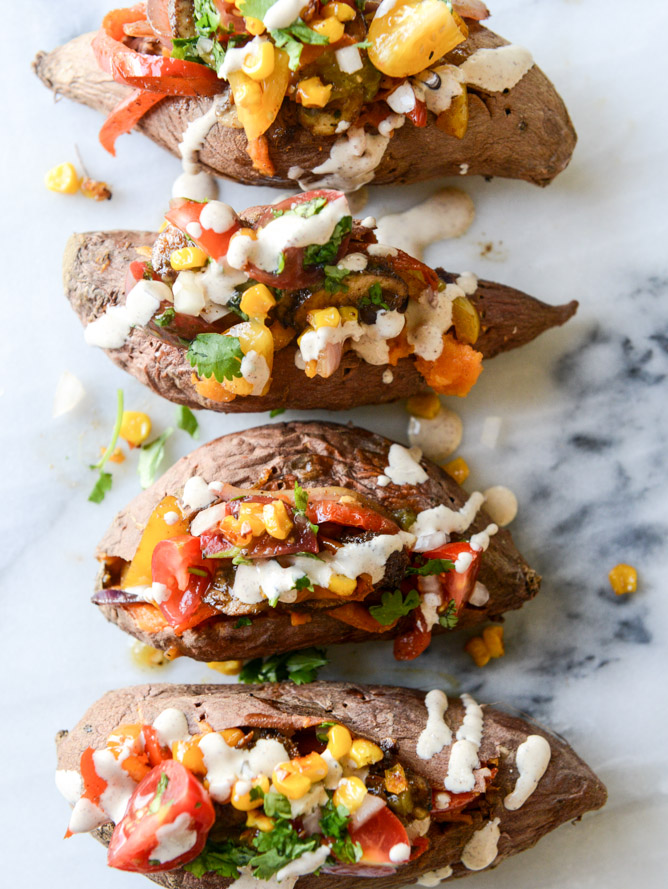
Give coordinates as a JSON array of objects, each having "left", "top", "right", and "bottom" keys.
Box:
[
  {"left": 94, "top": 421, "right": 540, "bottom": 661},
  {"left": 63, "top": 225, "right": 577, "bottom": 413},
  {"left": 56, "top": 681, "right": 606, "bottom": 886},
  {"left": 33, "top": 17, "right": 576, "bottom": 189}
]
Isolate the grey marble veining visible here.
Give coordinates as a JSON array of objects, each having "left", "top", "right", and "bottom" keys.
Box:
[{"left": 2, "top": 0, "right": 668, "bottom": 887}]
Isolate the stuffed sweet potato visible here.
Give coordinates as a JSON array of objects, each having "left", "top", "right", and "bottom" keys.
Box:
[
  {"left": 34, "top": 1, "right": 576, "bottom": 189},
  {"left": 63, "top": 189, "right": 577, "bottom": 413},
  {"left": 93, "top": 421, "right": 540, "bottom": 661},
  {"left": 56, "top": 681, "right": 606, "bottom": 885}
]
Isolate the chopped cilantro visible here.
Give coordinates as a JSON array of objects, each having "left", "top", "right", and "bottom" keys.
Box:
[
  {"left": 323, "top": 265, "right": 350, "bottom": 294},
  {"left": 262, "top": 790, "right": 292, "bottom": 819},
  {"left": 239, "top": 648, "right": 328, "bottom": 685},
  {"left": 88, "top": 389, "right": 124, "bottom": 504},
  {"left": 294, "top": 575, "right": 315, "bottom": 592},
  {"left": 234, "top": 616, "right": 253, "bottom": 628},
  {"left": 154, "top": 306, "right": 176, "bottom": 327},
  {"left": 250, "top": 813, "right": 320, "bottom": 878},
  {"left": 315, "top": 721, "right": 336, "bottom": 742},
  {"left": 369, "top": 588, "right": 420, "bottom": 626},
  {"left": 359, "top": 282, "right": 390, "bottom": 311},
  {"left": 187, "top": 333, "right": 244, "bottom": 383},
  {"left": 439, "top": 600, "right": 459, "bottom": 629},
  {"left": 293, "top": 481, "right": 319, "bottom": 535},
  {"left": 138, "top": 428, "right": 173, "bottom": 489},
  {"left": 249, "top": 785, "right": 265, "bottom": 802},
  {"left": 176, "top": 405, "right": 199, "bottom": 438},
  {"left": 320, "top": 799, "right": 362, "bottom": 864},
  {"left": 270, "top": 21, "right": 329, "bottom": 71},
  {"left": 406, "top": 557, "right": 455, "bottom": 577},
  {"left": 148, "top": 773, "right": 170, "bottom": 814},
  {"left": 185, "top": 841, "right": 253, "bottom": 879},
  {"left": 355, "top": 40, "right": 371, "bottom": 49},
  {"left": 270, "top": 408, "right": 285, "bottom": 417},
  {"left": 303, "top": 216, "right": 353, "bottom": 267}
]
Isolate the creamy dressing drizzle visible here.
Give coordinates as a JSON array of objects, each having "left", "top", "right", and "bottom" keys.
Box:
[
  {"left": 374, "top": 188, "right": 475, "bottom": 260},
  {"left": 408, "top": 408, "right": 462, "bottom": 463},
  {"left": 173, "top": 95, "right": 229, "bottom": 201},
  {"left": 504, "top": 735, "right": 551, "bottom": 810},
  {"left": 275, "top": 844, "right": 330, "bottom": 880},
  {"left": 444, "top": 693, "right": 484, "bottom": 793},
  {"left": 459, "top": 45, "right": 534, "bottom": 92},
  {"left": 200, "top": 733, "right": 289, "bottom": 803},
  {"left": 460, "top": 817, "right": 501, "bottom": 870},
  {"left": 416, "top": 866, "right": 454, "bottom": 887},
  {"left": 378, "top": 444, "right": 428, "bottom": 486},
  {"left": 151, "top": 812, "right": 197, "bottom": 863},
  {"left": 84, "top": 279, "right": 169, "bottom": 349},
  {"left": 289, "top": 126, "right": 390, "bottom": 192},
  {"left": 182, "top": 476, "right": 216, "bottom": 511},
  {"left": 416, "top": 690, "right": 452, "bottom": 759},
  {"left": 409, "top": 492, "right": 485, "bottom": 552}
]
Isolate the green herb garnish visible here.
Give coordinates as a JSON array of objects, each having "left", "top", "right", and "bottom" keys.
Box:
[
  {"left": 176, "top": 405, "right": 199, "bottom": 438},
  {"left": 303, "top": 216, "right": 353, "bottom": 267},
  {"left": 88, "top": 389, "right": 124, "bottom": 504},
  {"left": 184, "top": 841, "right": 253, "bottom": 880},
  {"left": 138, "top": 428, "right": 173, "bottom": 489},
  {"left": 148, "top": 773, "right": 170, "bottom": 815},
  {"left": 234, "top": 616, "right": 253, "bottom": 628},
  {"left": 294, "top": 575, "right": 315, "bottom": 592},
  {"left": 239, "top": 648, "right": 328, "bottom": 685},
  {"left": 270, "top": 408, "right": 286, "bottom": 417},
  {"left": 319, "top": 799, "right": 362, "bottom": 864},
  {"left": 323, "top": 265, "right": 350, "bottom": 294},
  {"left": 187, "top": 333, "right": 244, "bottom": 383},
  {"left": 439, "top": 600, "right": 459, "bottom": 629},
  {"left": 368, "top": 588, "right": 421, "bottom": 626},
  {"left": 294, "top": 481, "right": 319, "bottom": 535},
  {"left": 270, "top": 21, "right": 329, "bottom": 71},
  {"left": 359, "top": 282, "right": 390, "bottom": 311},
  {"left": 154, "top": 306, "right": 176, "bottom": 327},
  {"left": 406, "top": 557, "right": 455, "bottom": 577}
]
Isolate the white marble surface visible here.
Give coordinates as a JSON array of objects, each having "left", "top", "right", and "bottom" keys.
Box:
[{"left": 2, "top": 0, "right": 667, "bottom": 886}]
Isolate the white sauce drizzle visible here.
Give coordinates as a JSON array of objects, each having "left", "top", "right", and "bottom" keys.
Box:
[
  {"left": 389, "top": 842, "right": 411, "bottom": 863},
  {"left": 151, "top": 812, "right": 197, "bottom": 864},
  {"left": 152, "top": 708, "right": 190, "bottom": 748},
  {"left": 275, "top": 844, "right": 330, "bottom": 881},
  {"left": 408, "top": 408, "right": 462, "bottom": 463},
  {"left": 182, "top": 476, "right": 216, "bottom": 511},
  {"left": 482, "top": 486, "right": 518, "bottom": 527},
  {"left": 469, "top": 523, "right": 499, "bottom": 553},
  {"left": 469, "top": 581, "right": 490, "bottom": 606},
  {"left": 55, "top": 769, "right": 83, "bottom": 805},
  {"left": 227, "top": 867, "right": 296, "bottom": 889},
  {"left": 240, "top": 350, "right": 271, "bottom": 395},
  {"left": 173, "top": 96, "right": 228, "bottom": 201},
  {"left": 504, "top": 735, "right": 551, "bottom": 810},
  {"left": 444, "top": 693, "right": 484, "bottom": 794},
  {"left": 84, "top": 279, "right": 169, "bottom": 349},
  {"left": 378, "top": 444, "right": 428, "bottom": 486},
  {"left": 199, "top": 734, "right": 289, "bottom": 804},
  {"left": 409, "top": 492, "right": 485, "bottom": 552},
  {"left": 416, "top": 690, "right": 452, "bottom": 759},
  {"left": 416, "top": 866, "right": 454, "bottom": 887},
  {"left": 460, "top": 818, "right": 501, "bottom": 870},
  {"left": 459, "top": 45, "right": 534, "bottom": 92},
  {"left": 263, "top": 0, "right": 306, "bottom": 30},
  {"left": 289, "top": 127, "right": 390, "bottom": 193},
  {"left": 374, "top": 188, "right": 475, "bottom": 260}
]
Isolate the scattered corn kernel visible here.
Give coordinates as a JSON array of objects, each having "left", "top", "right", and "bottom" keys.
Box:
[
  {"left": 272, "top": 764, "right": 312, "bottom": 800},
  {"left": 312, "top": 17, "right": 345, "bottom": 43},
  {"left": 304, "top": 359, "right": 318, "bottom": 379},
  {"left": 327, "top": 724, "right": 352, "bottom": 761},
  {"left": 246, "top": 810, "right": 274, "bottom": 832},
  {"left": 308, "top": 306, "right": 341, "bottom": 329},
  {"left": 297, "top": 77, "right": 333, "bottom": 109},
  {"left": 119, "top": 411, "right": 152, "bottom": 447},
  {"left": 406, "top": 393, "right": 441, "bottom": 419},
  {"left": 452, "top": 296, "right": 480, "bottom": 345},
  {"left": 245, "top": 16, "right": 266, "bottom": 36},
  {"left": 328, "top": 574, "right": 357, "bottom": 596},
  {"left": 349, "top": 738, "right": 383, "bottom": 768},
  {"left": 262, "top": 500, "right": 293, "bottom": 539},
  {"left": 241, "top": 282, "right": 277, "bottom": 318},
  {"left": 443, "top": 456, "right": 469, "bottom": 485},
  {"left": 242, "top": 40, "right": 275, "bottom": 80},
  {"left": 170, "top": 246, "right": 208, "bottom": 271},
  {"left": 81, "top": 177, "right": 112, "bottom": 201},
  {"left": 323, "top": 2, "right": 357, "bottom": 22},
  {"left": 45, "top": 162, "right": 80, "bottom": 194},
  {"left": 608, "top": 563, "right": 638, "bottom": 595},
  {"left": 231, "top": 775, "right": 270, "bottom": 810},
  {"left": 100, "top": 445, "right": 125, "bottom": 464},
  {"left": 208, "top": 659, "right": 244, "bottom": 675},
  {"left": 333, "top": 776, "right": 367, "bottom": 813},
  {"left": 130, "top": 640, "right": 169, "bottom": 670},
  {"left": 384, "top": 762, "right": 408, "bottom": 795},
  {"left": 339, "top": 306, "right": 359, "bottom": 323},
  {"left": 172, "top": 737, "right": 206, "bottom": 775},
  {"left": 481, "top": 626, "right": 505, "bottom": 658},
  {"left": 465, "top": 636, "right": 491, "bottom": 667}
]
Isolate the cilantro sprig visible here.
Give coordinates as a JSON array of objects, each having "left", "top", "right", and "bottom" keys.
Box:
[
  {"left": 187, "top": 333, "right": 244, "bottom": 383},
  {"left": 185, "top": 841, "right": 253, "bottom": 880},
  {"left": 270, "top": 21, "right": 329, "bottom": 71},
  {"left": 320, "top": 799, "right": 362, "bottom": 864},
  {"left": 294, "top": 481, "right": 319, "bottom": 535},
  {"left": 359, "top": 282, "right": 390, "bottom": 311},
  {"left": 303, "top": 216, "right": 353, "bottom": 267},
  {"left": 369, "top": 588, "right": 420, "bottom": 626},
  {"left": 439, "top": 600, "right": 459, "bottom": 629},
  {"left": 176, "top": 405, "right": 199, "bottom": 439},
  {"left": 239, "top": 648, "right": 328, "bottom": 685},
  {"left": 138, "top": 428, "right": 173, "bottom": 489},
  {"left": 88, "top": 389, "right": 124, "bottom": 503},
  {"left": 324, "top": 265, "right": 350, "bottom": 294},
  {"left": 406, "top": 557, "right": 455, "bottom": 577}
]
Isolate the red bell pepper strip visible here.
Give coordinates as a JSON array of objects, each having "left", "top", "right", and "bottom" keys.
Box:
[{"left": 99, "top": 89, "right": 165, "bottom": 156}]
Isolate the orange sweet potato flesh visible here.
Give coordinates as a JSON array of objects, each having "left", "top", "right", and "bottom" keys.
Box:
[{"left": 415, "top": 333, "right": 483, "bottom": 397}]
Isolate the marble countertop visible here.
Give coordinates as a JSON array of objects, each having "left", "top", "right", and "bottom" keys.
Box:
[{"left": 2, "top": 0, "right": 667, "bottom": 886}]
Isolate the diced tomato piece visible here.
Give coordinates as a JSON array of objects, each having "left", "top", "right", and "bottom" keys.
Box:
[
  {"left": 107, "top": 760, "right": 215, "bottom": 873},
  {"left": 307, "top": 500, "right": 398, "bottom": 535},
  {"left": 424, "top": 541, "right": 481, "bottom": 612},
  {"left": 151, "top": 536, "right": 216, "bottom": 633},
  {"left": 406, "top": 99, "right": 428, "bottom": 127},
  {"left": 142, "top": 725, "right": 172, "bottom": 766},
  {"left": 125, "top": 260, "right": 159, "bottom": 294},
  {"left": 165, "top": 201, "right": 240, "bottom": 263},
  {"left": 349, "top": 805, "right": 411, "bottom": 865},
  {"left": 393, "top": 607, "right": 432, "bottom": 661}
]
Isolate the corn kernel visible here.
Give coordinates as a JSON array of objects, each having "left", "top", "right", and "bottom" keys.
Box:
[
  {"left": 481, "top": 626, "right": 504, "bottom": 659},
  {"left": 297, "top": 326, "right": 314, "bottom": 346},
  {"left": 608, "top": 563, "right": 638, "bottom": 595},
  {"left": 172, "top": 738, "right": 206, "bottom": 775},
  {"left": 349, "top": 739, "right": 383, "bottom": 768},
  {"left": 208, "top": 660, "right": 244, "bottom": 675},
  {"left": 119, "top": 411, "right": 152, "bottom": 447},
  {"left": 443, "top": 456, "right": 469, "bottom": 485},
  {"left": 272, "top": 764, "right": 312, "bottom": 800},
  {"left": 465, "top": 636, "right": 491, "bottom": 667},
  {"left": 304, "top": 359, "right": 318, "bottom": 379},
  {"left": 234, "top": 78, "right": 263, "bottom": 105},
  {"left": 327, "top": 724, "right": 352, "bottom": 761},
  {"left": 222, "top": 728, "right": 247, "bottom": 748},
  {"left": 231, "top": 775, "right": 270, "bottom": 810},
  {"left": 240, "top": 282, "right": 276, "bottom": 318},
  {"left": 237, "top": 227, "right": 258, "bottom": 241},
  {"left": 262, "top": 500, "right": 293, "bottom": 540},
  {"left": 80, "top": 177, "right": 112, "bottom": 201},
  {"left": 406, "top": 393, "right": 441, "bottom": 419},
  {"left": 308, "top": 306, "right": 341, "bottom": 329},
  {"left": 296, "top": 77, "right": 333, "bottom": 109},
  {"left": 44, "top": 162, "right": 80, "bottom": 194},
  {"left": 245, "top": 16, "right": 265, "bottom": 35},
  {"left": 170, "top": 246, "right": 208, "bottom": 270},
  {"left": 312, "top": 17, "right": 345, "bottom": 43},
  {"left": 293, "top": 752, "right": 328, "bottom": 782},
  {"left": 242, "top": 40, "right": 275, "bottom": 81},
  {"left": 333, "top": 776, "right": 367, "bottom": 813},
  {"left": 339, "top": 306, "right": 359, "bottom": 323},
  {"left": 158, "top": 220, "right": 169, "bottom": 233},
  {"left": 323, "top": 2, "right": 356, "bottom": 22},
  {"left": 246, "top": 810, "right": 274, "bottom": 832},
  {"left": 328, "top": 574, "right": 357, "bottom": 596},
  {"left": 384, "top": 762, "right": 408, "bottom": 795}
]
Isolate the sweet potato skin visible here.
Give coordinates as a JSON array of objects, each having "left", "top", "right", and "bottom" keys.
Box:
[
  {"left": 95, "top": 421, "right": 540, "bottom": 660},
  {"left": 62, "top": 230, "right": 577, "bottom": 413},
  {"left": 33, "top": 23, "right": 576, "bottom": 188},
  {"left": 56, "top": 682, "right": 607, "bottom": 887}
]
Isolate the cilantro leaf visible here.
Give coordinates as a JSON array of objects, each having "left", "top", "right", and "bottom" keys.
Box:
[
  {"left": 270, "top": 21, "right": 329, "bottom": 71},
  {"left": 154, "top": 306, "right": 175, "bottom": 327},
  {"left": 250, "top": 818, "right": 320, "bottom": 879},
  {"left": 439, "top": 600, "right": 459, "bottom": 629},
  {"left": 185, "top": 840, "right": 253, "bottom": 879},
  {"left": 234, "top": 616, "right": 252, "bottom": 628},
  {"left": 138, "top": 428, "right": 173, "bottom": 489},
  {"left": 320, "top": 799, "right": 362, "bottom": 864},
  {"left": 187, "top": 333, "right": 244, "bottom": 383},
  {"left": 293, "top": 481, "right": 319, "bottom": 534},
  {"left": 368, "top": 588, "right": 421, "bottom": 626},
  {"left": 324, "top": 265, "right": 350, "bottom": 294},
  {"left": 292, "top": 196, "right": 328, "bottom": 217},
  {"left": 359, "top": 282, "right": 390, "bottom": 311},
  {"left": 176, "top": 405, "right": 199, "bottom": 438},
  {"left": 270, "top": 408, "right": 285, "bottom": 417},
  {"left": 239, "top": 0, "right": 275, "bottom": 20},
  {"left": 262, "top": 790, "right": 292, "bottom": 819},
  {"left": 148, "top": 773, "right": 170, "bottom": 814},
  {"left": 88, "top": 389, "right": 124, "bottom": 504},
  {"left": 239, "top": 648, "right": 328, "bottom": 685},
  {"left": 303, "top": 216, "right": 353, "bottom": 267},
  {"left": 294, "top": 575, "right": 314, "bottom": 592},
  {"left": 406, "top": 557, "right": 455, "bottom": 577}
]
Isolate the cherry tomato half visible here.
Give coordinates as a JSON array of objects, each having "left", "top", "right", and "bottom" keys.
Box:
[
  {"left": 165, "top": 201, "right": 240, "bottom": 263},
  {"left": 348, "top": 805, "right": 410, "bottom": 865}
]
